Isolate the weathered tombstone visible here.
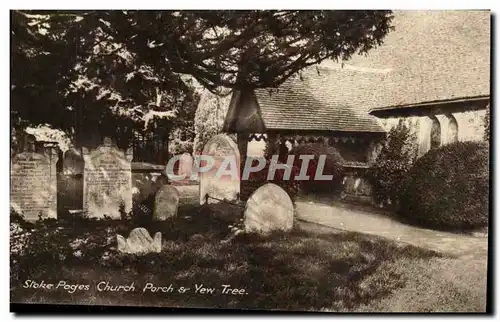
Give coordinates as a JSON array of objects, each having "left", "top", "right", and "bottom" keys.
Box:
[
  {"left": 82, "top": 137, "right": 133, "bottom": 219},
  {"left": 116, "top": 227, "right": 162, "bottom": 254},
  {"left": 178, "top": 153, "right": 194, "bottom": 178},
  {"left": 154, "top": 185, "right": 180, "bottom": 221},
  {"left": 199, "top": 134, "right": 240, "bottom": 204},
  {"left": 58, "top": 146, "right": 85, "bottom": 214},
  {"left": 10, "top": 135, "right": 58, "bottom": 221},
  {"left": 244, "top": 183, "right": 294, "bottom": 234},
  {"left": 63, "top": 146, "right": 84, "bottom": 175}
]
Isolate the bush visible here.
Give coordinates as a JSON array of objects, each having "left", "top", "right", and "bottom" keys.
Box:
[
  {"left": 399, "top": 141, "right": 489, "bottom": 231},
  {"left": 368, "top": 120, "right": 418, "bottom": 207},
  {"left": 10, "top": 211, "right": 73, "bottom": 280},
  {"left": 243, "top": 143, "right": 344, "bottom": 199},
  {"left": 288, "top": 143, "right": 345, "bottom": 194},
  {"left": 10, "top": 202, "right": 229, "bottom": 282},
  {"left": 242, "top": 158, "right": 300, "bottom": 202}
]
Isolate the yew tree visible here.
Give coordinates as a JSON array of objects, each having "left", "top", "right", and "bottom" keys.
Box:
[{"left": 11, "top": 10, "right": 394, "bottom": 144}]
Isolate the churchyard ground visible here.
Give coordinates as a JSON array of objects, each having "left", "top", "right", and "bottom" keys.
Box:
[{"left": 10, "top": 183, "right": 487, "bottom": 312}]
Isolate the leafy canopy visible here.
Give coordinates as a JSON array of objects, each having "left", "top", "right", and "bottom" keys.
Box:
[{"left": 11, "top": 10, "right": 394, "bottom": 140}]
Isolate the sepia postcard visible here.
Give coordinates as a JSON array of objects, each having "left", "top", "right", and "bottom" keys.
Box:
[{"left": 10, "top": 9, "right": 491, "bottom": 313}]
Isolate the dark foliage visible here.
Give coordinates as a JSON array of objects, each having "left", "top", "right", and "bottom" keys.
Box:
[
  {"left": 11, "top": 202, "right": 439, "bottom": 311},
  {"left": 11, "top": 10, "right": 198, "bottom": 147},
  {"left": 242, "top": 158, "right": 301, "bottom": 202},
  {"left": 11, "top": 10, "right": 393, "bottom": 140},
  {"left": 288, "top": 143, "right": 345, "bottom": 194},
  {"left": 169, "top": 94, "right": 199, "bottom": 155},
  {"left": 367, "top": 120, "right": 418, "bottom": 207},
  {"left": 242, "top": 143, "right": 345, "bottom": 200},
  {"left": 10, "top": 201, "right": 229, "bottom": 282},
  {"left": 11, "top": 210, "right": 74, "bottom": 279},
  {"left": 42, "top": 10, "right": 394, "bottom": 93},
  {"left": 399, "top": 141, "right": 489, "bottom": 231}
]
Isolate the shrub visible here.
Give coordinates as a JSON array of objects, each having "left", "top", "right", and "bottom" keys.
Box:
[
  {"left": 242, "top": 158, "right": 300, "bottom": 202},
  {"left": 10, "top": 210, "right": 33, "bottom": 260},
  {"left": 169, "top": 127, "right": 194, "bottom": 155},
  {"left": 399, "top": 141, "right": 489, "bottom": 231},
  {"left": 288, "top": 143, "right": 345, "bottom": 194},
  {"left": 368, "top": 120, "right": 418, "bottom": 207},
  {"left": 10, "top": 212, "right": 74, "bottom": 280},
  {"left": 243, "top": 143, "right": 344, "bottom": 199}
]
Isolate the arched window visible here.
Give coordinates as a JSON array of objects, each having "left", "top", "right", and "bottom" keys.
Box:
[
  {"left": 430, "top": 116, "right": 441, "bottom": 149},
  {"left": 447, "top": 115, "right": 458, "bottom": 143}
]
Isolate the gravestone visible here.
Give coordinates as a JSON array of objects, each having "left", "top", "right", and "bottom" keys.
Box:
[
  {"left": 244, "top": 183, "right": 294, "bottom": 234},
  {"left": 59, "top": 146, "right": 85, "bottom": 214},
  {"left": 199, "top": 134, "right": 240, "bottom": 205},
  {"left": 63, "top": 146, "right": 84, "bottom": 175},
  {"left": 154, "top": 185, "right": 180, "bottom": 221},
  {"left": 179, "top": 153, "right": 194, "bottom": 178},
  {"left": 10, "top": 135, "right": 59, "bottom": 221},
  {"left": 116, "top": 227, "right": 162, "bottom": 254},
  {"left": 82, "top": 137, "right": 133, "bottom": 219}
]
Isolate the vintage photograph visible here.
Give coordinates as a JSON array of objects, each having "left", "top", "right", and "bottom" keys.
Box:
[{"left": 10, "top": 9, "right": 490, "bottom": 312}]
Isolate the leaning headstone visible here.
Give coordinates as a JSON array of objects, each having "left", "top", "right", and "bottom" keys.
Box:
[
  {"left": 10, "top": 135, "right": 58, "bottom": 221},
  {"left": 116, "top": 227, "right": 162, "bottom": 254},
  {"left": 243, "top": 183, "right": 294, "bottom": 234},
  {"left": 82, "top": 137, "right": 133, "bottom": 219},
  {"left": 178, "top": 153, "right": 194, "bottom": 178},
  {"left": 154, "top": 185, "right": 180, "bottom": 221},
  {"left": 199, "top": 134, "right": 240, "bottom": 205}
]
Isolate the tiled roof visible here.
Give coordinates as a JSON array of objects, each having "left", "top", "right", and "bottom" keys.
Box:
[
  {"left": 253, "top": 10, "right": 490, "bottom": 128},
  {"left": 347, "top": 10, "right": 490, "bottom": 112},
  {"left": 254, "top": 67, "right": 387, "bottom": 133}
]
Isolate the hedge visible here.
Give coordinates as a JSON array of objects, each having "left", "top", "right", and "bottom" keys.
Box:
[{"left": 399, "top": 141, "right": 489, "bottom": 231}]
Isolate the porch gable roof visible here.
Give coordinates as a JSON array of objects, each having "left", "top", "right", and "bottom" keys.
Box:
[{"left": 253, "top": 68, "right": 386, "bottom": 133}]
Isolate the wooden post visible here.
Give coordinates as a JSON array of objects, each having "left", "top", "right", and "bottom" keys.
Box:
[
  {"left": 236, "top": 132, "right": 249, "bottom": 200},
  {"left": 266, "top": 132, "right": 278, "bottom": 156},
  {"left": 237, "top": 132, "right": 249, "bottom": 174}
]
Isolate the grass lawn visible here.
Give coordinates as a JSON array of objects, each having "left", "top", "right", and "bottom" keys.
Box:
[
  {"left": 10, "top": 205, "right": 487, "bottom": 312},
  {"left": 354, "top": 256, "right": 487, "bottom": 312}
]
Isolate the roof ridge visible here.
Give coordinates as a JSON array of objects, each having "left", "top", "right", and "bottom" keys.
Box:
[{"left": 319, "top": 63, "right": 394, "bottom": 74}]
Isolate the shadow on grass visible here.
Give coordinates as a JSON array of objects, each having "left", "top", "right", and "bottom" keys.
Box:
[{"left": 10, "top": 204, "right": 441, "bottom": 312}]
